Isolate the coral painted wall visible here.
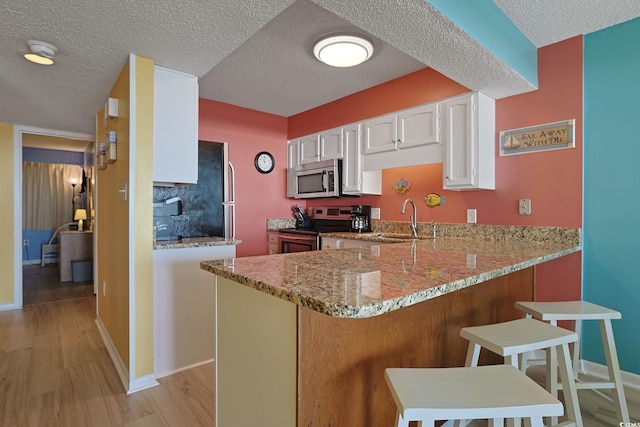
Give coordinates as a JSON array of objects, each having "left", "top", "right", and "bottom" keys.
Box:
[
  {"left": 198, "top": 99, "right": 289, "bottom": 257},
  {"left": 288, "top": 37, "right": 584, "bottom": 302}
]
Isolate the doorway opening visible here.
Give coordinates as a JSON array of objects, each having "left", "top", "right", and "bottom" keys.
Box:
[{"left": 15, "top": 126, "right": 95, "bottom": 306}]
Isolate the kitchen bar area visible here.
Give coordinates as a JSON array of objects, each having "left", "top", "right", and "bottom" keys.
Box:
[{"left": 202, "top": 224, "right": 581, "bottom": 426}]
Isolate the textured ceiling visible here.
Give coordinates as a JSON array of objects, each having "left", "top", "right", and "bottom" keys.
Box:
[{"left": 2, "top": 0, "right": 640, "bottom": 145}]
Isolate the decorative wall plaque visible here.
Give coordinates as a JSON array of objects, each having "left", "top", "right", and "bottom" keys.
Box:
[{"left": 500, "top": 119, "right": 575, "bottom": 156}]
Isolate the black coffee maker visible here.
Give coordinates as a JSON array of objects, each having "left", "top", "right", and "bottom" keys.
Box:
[{"left": 350, "top": 205, "right": 372, "bottom": 233}]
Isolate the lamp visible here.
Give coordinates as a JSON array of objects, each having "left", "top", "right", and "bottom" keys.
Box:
[
  {"left": 74, "top": 209, "right": 87, "bottom": 232},
  {"left": 313, "top": 34, "right": 374, "bottom": 67},
  {"left": 70, "top": 178, "right": 78, "bottom": 220},
  {"left": 23, "top": 40, "right": 58, "bottom": 66}
]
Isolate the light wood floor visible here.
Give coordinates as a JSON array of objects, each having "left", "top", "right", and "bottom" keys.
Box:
[
  {"left": 0, "top": 295, "right": 214, "bottom": 427},
  {"left": 22, "top": 264, "right": 93, "bottom": 306},
  {"left": 1, "top": 294, "right": 638, "bottom": 426}
]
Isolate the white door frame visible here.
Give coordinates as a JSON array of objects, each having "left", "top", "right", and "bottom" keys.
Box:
[{"left": 13, "top": 125, "right": 94, "bottom": 307}]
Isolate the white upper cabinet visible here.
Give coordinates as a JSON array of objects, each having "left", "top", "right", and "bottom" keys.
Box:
[
  {"left": 397, "top": 103, "right": 440, "bottom": 149},
  {"left": 364, "top": 103, "right": 441, "bottom": 156},
  {"left": 341, "top": 124, "right": 361, "bottom": 194},
  {"left": 319, "top": 127, "right": 343, "bottom": 160},
  {"left": 442, "top": 92, "right": 495, "bottom": 190},
  {"left": 342, "top": 123, "right": 382, "bottom": 196},
  {"left": 299, "top": 134, "right": 321, "bottom": 164},
  {"left": 363, "top": 113, "right": 397, "bottom": 154},
  {"left": 153, "top": 66, "right": 199, "bottom": 185}
]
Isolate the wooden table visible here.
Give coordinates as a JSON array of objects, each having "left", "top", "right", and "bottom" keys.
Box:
[{"left": 59, "top": 230, "right": 93, "bottom": 282}]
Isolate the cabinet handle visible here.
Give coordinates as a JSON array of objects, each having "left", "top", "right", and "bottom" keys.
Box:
[{"left": 397, "top": 138, "right": 402, "bottom": 144}]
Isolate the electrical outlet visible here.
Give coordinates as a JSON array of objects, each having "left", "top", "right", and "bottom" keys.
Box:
[
  {"left": 23, "top": 239, "right": 29, "bottom": 247},
  {"left": 519, "top": 199, "right": 532, "bottom": 215},
  {"left": 370, "top": 207, "right": 381, "bottom": 220},
  {"left": 466, "top": 209, "right": 477, "bottom": 224}
]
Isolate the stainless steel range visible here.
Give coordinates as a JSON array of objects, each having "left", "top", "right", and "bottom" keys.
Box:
[{"left": 278, "top": 205, "right": 371, "bottom": 253}]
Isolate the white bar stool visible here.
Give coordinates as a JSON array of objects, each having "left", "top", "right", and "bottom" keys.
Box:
[
  {"left": 515, "top": 300, "right": 630, "bottom": 423},
  {"left": 385, "top": 365, "right": 563, "bottom": 427},
  {"left": 459, "top": 318, "right": 582, "bottom": 427}
]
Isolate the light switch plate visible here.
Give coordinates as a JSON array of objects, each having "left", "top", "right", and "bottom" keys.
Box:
[
  {"left": 466, "top": 209, "right": 477, "bottom": 224},
  {"left": 519, "top": 199, "right": 532, "bottom": 215}
]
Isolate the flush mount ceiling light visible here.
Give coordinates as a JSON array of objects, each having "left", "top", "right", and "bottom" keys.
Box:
[
  {"left": 23, "top": 40, "right": 58, "bottom": 65},
  {"left": 313, "top": 34, "right": 374, "bottom": 68}
]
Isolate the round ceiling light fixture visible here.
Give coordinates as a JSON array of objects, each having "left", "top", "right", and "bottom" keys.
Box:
[
  {"left": 24, "top": 40, "right": 58, "bottom": 65},
  {"left": 313, "top": 34, "right": 374, "bottom": 68}
]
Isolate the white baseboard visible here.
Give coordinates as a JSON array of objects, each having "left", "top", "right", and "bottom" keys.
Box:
[
  {"left": 0, "top": 303, "right": 21, "bottom": 312},
  {"left": 95, "top": 317, "right": 130, "bottom": 393},
  {"left": 581, "top": 360, "right": 640, "bottom": 390},
  {"left": 127, "top": 374, "right": 160, "bottom": 394},
  {"left": 95, "top": 317, "right": 160, "bottom": 394},
  {"left": 155, "top": 358, "right": 215, "bottom": 379}
]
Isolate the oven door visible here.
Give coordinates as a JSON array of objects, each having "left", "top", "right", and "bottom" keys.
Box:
[{"left": 278, "top": 232, "right": 319, "bottom": 253}]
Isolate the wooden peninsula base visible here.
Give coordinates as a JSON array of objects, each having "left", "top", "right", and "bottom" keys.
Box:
[{"left": 215, "top": 267, "right": 534, "bottom": 427}]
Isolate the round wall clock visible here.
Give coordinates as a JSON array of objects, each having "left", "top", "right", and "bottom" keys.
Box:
[{"left": 254, "top": 151, "right": 275, "bottom": 174}]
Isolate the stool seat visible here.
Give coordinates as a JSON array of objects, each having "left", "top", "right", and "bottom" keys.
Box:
[
  {"left": 385, "top": 365, "right": 563, "bottom": 427},
  {"left": 460, "top": 318, "right": 582, "bottom": 427},
  {"left": 460, "top": 318, "right": 578, "bottom": 359},
  {"left": 515, "top": 300, "right": 630, "bottom": 424},
  {"left": 515, "top": 301, "right": 621, "bottom": 321}
]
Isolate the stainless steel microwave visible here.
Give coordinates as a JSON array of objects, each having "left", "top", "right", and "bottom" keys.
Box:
[{"left": 294, "top": 159, "right": 342, "bottom": 199}]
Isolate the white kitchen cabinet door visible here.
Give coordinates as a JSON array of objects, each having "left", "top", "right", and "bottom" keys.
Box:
[
  {"left": 267, "top": 231, "right": 279, "bottom": 254},
  {"left": 363, "top": 113, "right": 397, "bottom": 154},
  {"left": 397, "top": 103, "right": 440, "bottom": 149},
  {"left": 342, "top": 124, "right": 361, "bottom": 194},
  {"left": 153, "top": 66, "right": 199, "bottom": 185},
  {"left": 287, "top": 140, "right": 300, "bottom": 198},
  {"left": 320, "top": 127, "right": 343, "bottom": 160},
  {"left": 321, "top": 237, "right": 343, "bottom": 250},
  {"left": 442, "top": 92, "right": 495, "bottom": 190},
  {"left": 342, "top": 123, "right": 382, "bottom": 196},
  {"left": 299, "top": 134, "right": 321, "bottom": 164}
]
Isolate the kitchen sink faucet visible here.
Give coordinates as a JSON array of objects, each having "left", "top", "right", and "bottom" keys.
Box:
[{"left": 401, "top": 198, "right": 418, "bottom": 237}]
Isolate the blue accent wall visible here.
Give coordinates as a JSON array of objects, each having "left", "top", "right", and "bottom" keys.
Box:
[
  {"left": 583, "top": 17, "right": 640, "bottom": 375},
  {"left": 428, "top": 0, "right": 537, "bottom": 86}
]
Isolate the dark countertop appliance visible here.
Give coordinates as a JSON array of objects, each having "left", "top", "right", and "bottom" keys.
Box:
[
  {"left": 153, "top": 196, "right": 182, "bottom": 241},
  {"left": 278, "top": 205, "right": 372, "bottom": 253}
]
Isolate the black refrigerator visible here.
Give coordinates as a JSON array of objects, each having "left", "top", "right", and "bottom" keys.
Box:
[{"left": 153, "top": 140, "right": 234, "bottom": 240}]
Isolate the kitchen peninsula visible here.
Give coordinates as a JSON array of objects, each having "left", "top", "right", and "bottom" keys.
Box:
[{"left": 201, "top": 226, "right": 580, "bottom": 427}]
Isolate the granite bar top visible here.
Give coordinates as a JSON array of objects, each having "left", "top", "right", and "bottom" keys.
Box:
[
  {"left": 201, "top": 225, "right": 581, "bottom": 319},
  {"left": 154, "top": 236, "right": 241, "bottom": 250}
]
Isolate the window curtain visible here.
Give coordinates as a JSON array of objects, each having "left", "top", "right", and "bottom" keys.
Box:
[{"left": 23, "top": 162, "right": 83, "bottom": 230}]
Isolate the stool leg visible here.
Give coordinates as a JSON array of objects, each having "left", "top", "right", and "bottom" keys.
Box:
[
  {"left": 546, "top": 345, "right": 559, "bottom": 426},
  {"left": 454, "top": 343, "right": 482, "bottom": 427},
  {"left": 572, "top": 319, "right": 580, "bottom": 378},
  {"left": 600, "top": 319, "right": 630, "bottom": 423},
  {"left": 556, "top": 342, "right": 583, "bottom": 427},
  {"left": 395, "top": 410, "right": 409, "bottom": 427},
  {"left": 489, "top": 418, "right": 505, "bottom": 427},
  {"left": 465, "top": 342, "right": 481, "bottom": 367}
]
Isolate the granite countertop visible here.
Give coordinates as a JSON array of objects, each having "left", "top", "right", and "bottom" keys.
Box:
[
  {"left": 154, "top": 236, "right": 242, "bottom": 250},
  {"left": 201, "top": 225, "right": 581, "bottom": 319}
]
